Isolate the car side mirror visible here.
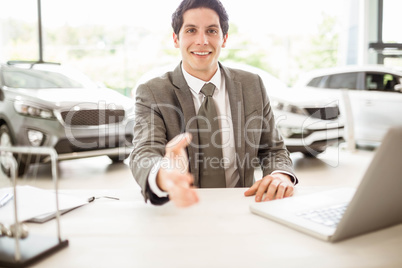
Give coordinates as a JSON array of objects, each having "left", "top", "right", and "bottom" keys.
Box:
[{"left": 395, "top": 84, "right": 402, "bottom": 92}]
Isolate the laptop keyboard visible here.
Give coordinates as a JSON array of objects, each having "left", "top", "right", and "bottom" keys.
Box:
[{"left": 296, "top": 203, "right": 348, "bottom": 228}]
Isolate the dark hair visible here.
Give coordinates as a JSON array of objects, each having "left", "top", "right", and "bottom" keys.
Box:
[{"left": 172, "top": 0, "right": 229, "bottom": 37}]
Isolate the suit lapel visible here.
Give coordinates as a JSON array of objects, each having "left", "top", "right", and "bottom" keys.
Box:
[
  {"left": 220, "top": 63, "right": 246, "bottom": 187},
  {"left": 171, "top": 63, "right": 200, "bottom": 186}
]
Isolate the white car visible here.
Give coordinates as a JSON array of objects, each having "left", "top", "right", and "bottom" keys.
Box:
[
  {"left": 294, "top": 65, "right": 402, "bottom": 146},
  {"left": 132, "top": 62, "right": 345, "bottom": 157}
]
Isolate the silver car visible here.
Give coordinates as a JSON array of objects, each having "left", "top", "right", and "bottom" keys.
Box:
[
  {"left": 294, "top": 65, "right": 402, "bottom": 146},
  {"left": 0, "top": 61, "right": 135, "bottom": 176}
]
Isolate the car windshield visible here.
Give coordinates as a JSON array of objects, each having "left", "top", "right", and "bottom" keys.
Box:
[{"left": 3, "top": 65, "right": 98, "bottom": 89}]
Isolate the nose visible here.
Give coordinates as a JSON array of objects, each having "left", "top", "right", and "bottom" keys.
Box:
[{"left": 195, "top": 32, "right": 208, "bottom": 45}]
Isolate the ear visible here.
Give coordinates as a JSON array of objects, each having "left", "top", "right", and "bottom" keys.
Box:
[
  {"left": 173, "top": 32, "right": 180, "bottom": 48},
  {"left": 221, "top": 33, "right": 228, "bottom": 48}
]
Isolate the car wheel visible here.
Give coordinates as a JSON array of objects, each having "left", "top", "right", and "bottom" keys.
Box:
[
  {"left": 0, "top": 124, "right": 28, "bottom": 177},
  {"left": 108, "top": 154, "right": 129, "bottom": 163}
]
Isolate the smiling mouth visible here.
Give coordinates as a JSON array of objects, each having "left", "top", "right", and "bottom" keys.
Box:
[{"left": 192, "top": 52, "right": 211, "bottom": 56}]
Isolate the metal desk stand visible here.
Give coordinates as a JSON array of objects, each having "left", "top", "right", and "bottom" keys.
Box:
[{"left": 0, "top": 146, "right": 68, "bottom": 268}]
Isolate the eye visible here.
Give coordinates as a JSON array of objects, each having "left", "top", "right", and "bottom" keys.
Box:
[
  {"left": 186, "top": 28, "right": 196, "bottom": 33},
  {"left": 208, "top": 29, "right": 218, "bottom": 34}
]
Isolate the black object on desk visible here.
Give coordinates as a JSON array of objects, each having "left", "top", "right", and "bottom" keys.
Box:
[{"left": 0, "top": 236, "right": 68, "bottom": 268}]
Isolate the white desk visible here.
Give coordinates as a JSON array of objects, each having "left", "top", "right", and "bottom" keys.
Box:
[{"left": 28, "top": 188, "right": 402, "bottom": 268}]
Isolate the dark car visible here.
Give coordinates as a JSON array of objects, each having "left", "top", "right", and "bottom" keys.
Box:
[{"left": 0, "top": 61, "right": 135, "bottom": 176}]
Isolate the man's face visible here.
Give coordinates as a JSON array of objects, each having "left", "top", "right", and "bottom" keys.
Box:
[{"left": 173, "top": 8, "right": 228, "bottom": 81}]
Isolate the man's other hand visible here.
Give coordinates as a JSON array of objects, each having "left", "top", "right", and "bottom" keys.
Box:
[{"left": 244, "top": 173, "right": 294, "bottom": 202}]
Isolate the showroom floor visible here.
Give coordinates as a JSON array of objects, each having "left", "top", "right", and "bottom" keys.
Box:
[{"left": 1, "top": 144, "right": 376, "bottom": 195}]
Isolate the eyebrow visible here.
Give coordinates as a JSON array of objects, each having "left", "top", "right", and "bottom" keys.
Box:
[
  {"left": 183, "top": 24, "right": 220, "bottom": 29},
  {"left": 207, "top": 24, "right": 220, "bottom": 28},
  {"left": 183, "top": 24, "right": 197, "bottom": 28}
]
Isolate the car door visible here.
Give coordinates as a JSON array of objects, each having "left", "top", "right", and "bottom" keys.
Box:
[
  {"left": 359, "top": 72, "right": 402, "bottom": 142},
  {"left": 320, "top": 72, "right": 372, "bottom": 143}
]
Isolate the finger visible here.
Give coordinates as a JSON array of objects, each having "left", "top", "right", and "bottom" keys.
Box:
[
  {"left": 274, "top": 183, "right": 287, "bottom": 200},
  {"left": 244, "top": 180, "right": 262, "bottom": 196},
  {"left": 284, "top": 184, "right": 294, "bottom": 198},
  {"left": 264, "top": 179, "right": 280, "bottom": 201},
  {"left": 170, "top": 187, "right": 199, "bottom": 208},
  {"left": 255, "top": 177, "right": 272, "bottom": 202},
  {"left": 167, "top": 172, "right": 193, "bottom": 190},
  {"left": 159, "top": 166, "right": 193, "bottom": 191},
  {"left": 176, "top": 173, "right": 194, "bottom": 188}
]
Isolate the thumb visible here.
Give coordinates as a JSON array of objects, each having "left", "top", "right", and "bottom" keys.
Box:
[{"left": 166, "top": 132, "right": 192, "bottom": 156}]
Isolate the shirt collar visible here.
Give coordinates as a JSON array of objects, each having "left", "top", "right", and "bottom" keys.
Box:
[{"left": 181, "top": 64, "right": 222, "bottom": 94}]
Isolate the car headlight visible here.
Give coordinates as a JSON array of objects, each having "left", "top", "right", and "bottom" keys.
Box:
[
  {"left": 14, "top": 101, "right": 56, "bottom": 119},
  {"left": 271, "top": 100, "right": 308, "bottom": 116}
]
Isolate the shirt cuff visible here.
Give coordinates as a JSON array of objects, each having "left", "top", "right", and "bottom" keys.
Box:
[
  {"left": 271, "top": 170, "right": 298, "bottom": 185},
  {"left": 148, "top": 159, "right": 169, "bottom": 198}
]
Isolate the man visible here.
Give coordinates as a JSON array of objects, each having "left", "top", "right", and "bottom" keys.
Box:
[{"left": 130, "top": 0, "right": 297, "bottom": 207}]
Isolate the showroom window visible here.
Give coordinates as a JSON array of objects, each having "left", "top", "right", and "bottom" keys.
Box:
[
  {"left": 365, "top": 72, "right": 400, "bottom": 92},
  {"left": 325, "top": 73, "right": 358, "bottom": 89},
  {"left": 370, "top": 0, "right": 402, "bottom": 66},
  {"left": 382, "top": 0, "right": 402, "bottom": 44},
  {"left": 307, "top": 77, "right": 323, "bottom": 87},
  {"left": 0, "top": 0, "right": 353, "bottom": 90}
]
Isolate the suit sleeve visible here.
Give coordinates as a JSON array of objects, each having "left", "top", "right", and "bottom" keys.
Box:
[
  {"left": 256, "top": 76, "right": 298, "bottom": 184},
  {"left": 129, "top": 83, "right": 170, "bottom": 205}
]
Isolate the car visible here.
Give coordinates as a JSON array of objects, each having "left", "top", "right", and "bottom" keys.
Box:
[
  {"left": 0, "top": 61, "right": 135, "bottom": 176},
  {"left": 132, "top": 62, "right": 345, "bottom": 157},
  {"left": 294, "top": 65, "right": 402, "bottom": 146}
]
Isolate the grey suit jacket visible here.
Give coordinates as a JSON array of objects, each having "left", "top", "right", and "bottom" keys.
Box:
[{"left": 130, "top": 62, "right": 296, "bottom": 205}]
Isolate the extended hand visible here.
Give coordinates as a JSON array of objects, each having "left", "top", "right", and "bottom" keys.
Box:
[
  {"left": 244, "top": 173, "right": 294, "bottom": 202},
  {"left": 156, "top": 133, "right": 199, "bottom": 207}
]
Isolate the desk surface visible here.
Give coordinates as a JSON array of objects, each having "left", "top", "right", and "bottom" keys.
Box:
[{"left": 26, "top": 187, "right": 402, "bottom": 268}]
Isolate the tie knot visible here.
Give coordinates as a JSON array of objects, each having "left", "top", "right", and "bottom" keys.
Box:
[{"left": 200, "top": 83, "right": 215, "bottom": 97}]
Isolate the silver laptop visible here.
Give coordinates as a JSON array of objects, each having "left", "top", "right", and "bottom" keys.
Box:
[{"left": 250, "top": 126, "right": 402, "bottom": 242}]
